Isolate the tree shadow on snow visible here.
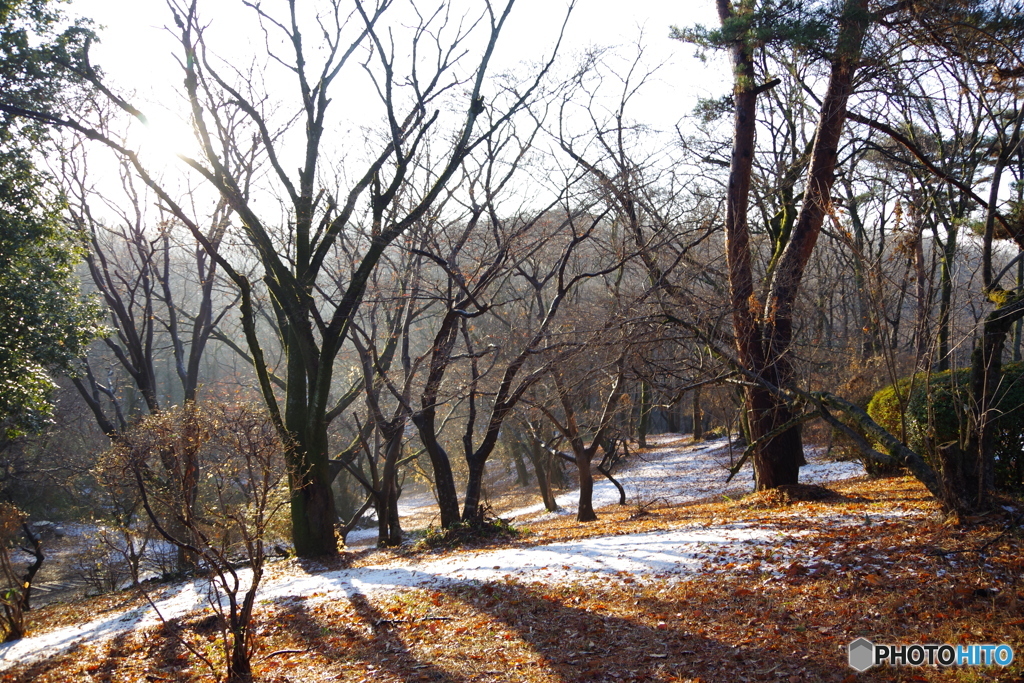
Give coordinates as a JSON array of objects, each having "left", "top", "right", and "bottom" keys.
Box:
[{"left": 261, "top": 566, "right": 877, "bottom": 683}]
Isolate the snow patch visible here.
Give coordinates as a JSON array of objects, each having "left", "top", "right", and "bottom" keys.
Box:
[{"left": 0, "top": 435, "right": 866, "bottom": 670}]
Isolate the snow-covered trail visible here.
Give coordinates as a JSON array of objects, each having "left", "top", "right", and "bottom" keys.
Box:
[
  {"left": 0, "top": 435, "right": 865, "bottom": 670},
  {"left": 349, "top": 435, "right": 861, "bottom": 543},
  {"left": 0, "top": 523, "right": 794, "bottom": 670},
  {"left": 503, "top": 435, "right": 860, "bottom": 520}
]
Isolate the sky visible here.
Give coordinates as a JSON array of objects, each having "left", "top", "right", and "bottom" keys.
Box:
[{"left": 67, "top": 0, "right": 731, "bottom": 167}]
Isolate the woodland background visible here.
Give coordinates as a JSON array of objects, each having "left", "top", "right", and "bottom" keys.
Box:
[{"left": 0, "top": 3, "right": 1023, "bottom": 675}]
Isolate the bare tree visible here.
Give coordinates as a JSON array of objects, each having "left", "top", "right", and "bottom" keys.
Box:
[
  {"left": 62, "top": 154, "right": 236, "bottom": 431},
  {"left": 2, "top": 0, "right": 570, "bottom": 556},
  {"left": 107, "top": 402, "right": 286, "bottom": 683},
  {"left": 342, "top": 238, "right": 430, "bottom": 546},
  {"left": 407, "top": 189, "right": 628, "bottom": 526},
  {"left": 538, "top": 350, "right": 629, "bottom": 521}
]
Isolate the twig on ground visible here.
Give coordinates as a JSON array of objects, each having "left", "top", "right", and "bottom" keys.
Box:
[{"left": 262, "top": 648, "right": 309, "bottom": 659}]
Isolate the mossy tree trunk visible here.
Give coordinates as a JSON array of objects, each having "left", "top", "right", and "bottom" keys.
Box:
[{"left": 714, "top": 0, "right": 871, "bottom": 490}]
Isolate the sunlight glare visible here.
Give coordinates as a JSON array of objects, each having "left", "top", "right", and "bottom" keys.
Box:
[{"left": 134, "top": 108, "right": 198, "bottom": 167}]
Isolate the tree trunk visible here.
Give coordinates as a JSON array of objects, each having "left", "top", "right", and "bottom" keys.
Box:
[
  {"left": 575, "top": 449, "right": 597, "bottom": 522},
  {"left": 936, "top": 442, "right": 971, "bottom": 515},
  {"left": 285, "top": 440, "right": 337, "bottom": 558},
  {"left": 537, "top": 460, "right": 559, "bottom": 512},
  {"left": 411, "top": 411, "right": 462, "bottom": 528},
  {"left": 716, "top": 0, "right": 803, "bottom": 491},
  {"left": 526, "top": 427, "right": 559, "bottom": 512},
  {"left": 549, "top": 448, "right": 567, "bottom": 489},
  {"left": 285, "top": 410, "right": 336, "bottom": 558},
  {"left": 749, "top": 384, "right": 803, "bottom": 488},
  {"left": 597, "top": 439, "right": 628, "bottom": 505},
  {"left": 413, "top": 310, "right": 468, "bottom": 528},
  {"left": 512, "top": 444, "right": 531, "bottom": 487},
  {"left": 692, "top": 385, "right": 704, "bottom": 441},
  {"left": 637, "top": 381, "right": 651, "bottom": 448},
  {"left": 666, "top": 398, "right": 681, "bottom": 433},
  {"left": 376, "top": 424, "right": 404, "bottom": 547},
  {"left": 387, "top": 485, "right": 401, "bottom": 546},
  {"left": 228, "top": 640, "right": 254, "bottom": 683},
  {"left": 560, "top": 359, "right": 626, "bottom": 522},
  {"left": 462, "top": 455, "right": 489, "bottom": 523},
  {"left": 936, "top": 222, "right": 959, "bottom": 371},
  {"left": 278, "top": 316, "right": 339, "bottom": 557},
  {"left": 848, "top": 218, "right": 880, "bottom": 360},
  {"left": 719, "top": 0, "right": 870, "bottom": 491}
]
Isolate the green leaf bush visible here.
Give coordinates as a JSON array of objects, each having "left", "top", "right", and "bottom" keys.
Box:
[{"left": 867, "top": 362, "right": 1024, "bottom": 492}]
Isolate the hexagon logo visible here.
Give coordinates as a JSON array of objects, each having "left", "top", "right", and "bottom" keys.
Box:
[{"left": 849, "top": 637, "right": 875, "bottom": 671}]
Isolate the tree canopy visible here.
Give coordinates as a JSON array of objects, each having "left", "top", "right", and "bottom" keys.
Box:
[
  {"left": 0, "top": 144, "right": 101, "bottom": 439},
  {"left": 0, "top": 0, "right": 100, "bottom": 438}
]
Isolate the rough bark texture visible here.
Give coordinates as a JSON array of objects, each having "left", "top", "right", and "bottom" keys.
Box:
[
  {"left": 375, "top": 425, "right": 404, "bottom": 547},
  {"left": 411, "top": 409, "right": 463, "bottom": 528},
  {"left": 412, "top": 309, "right": 467, "bottom": 528},
  {"left": 283, "top": 335, "right": 338, "bottom": 558},
  {"left": 718, "top": 0, "right": 871, "bottom": 490},
  {"left": 462, "top": 456, "right": 490, "bottom": 523}
]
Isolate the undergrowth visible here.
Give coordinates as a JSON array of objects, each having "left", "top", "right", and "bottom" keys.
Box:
[{"left": 415, "top": 515, "right": 521, "bottom": 551}]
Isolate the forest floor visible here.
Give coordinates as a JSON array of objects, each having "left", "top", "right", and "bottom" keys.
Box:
[{"left": 1, "top": 437, "right": 1022, "bottom": 682}]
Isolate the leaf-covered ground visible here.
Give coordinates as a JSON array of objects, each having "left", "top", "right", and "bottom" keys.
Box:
[{"left": 2, "top": 474, "right": 1022, "bottom": 683}]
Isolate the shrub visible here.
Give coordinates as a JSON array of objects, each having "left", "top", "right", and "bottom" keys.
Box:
[
  {"left": 829, "top": 392, "right": 903, "bottom": 477},
  {"left": 0, "top": 502, "right": 42, "bottom": 642},
  {"left": 416, "top": 515, "right": 519, "bottom": 551},
  {"left": 104, "top": 402, "right": 287, "bottom": 682},
  {"left": 867, "top": 362, "right": 1024, "bottom": 492}
]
